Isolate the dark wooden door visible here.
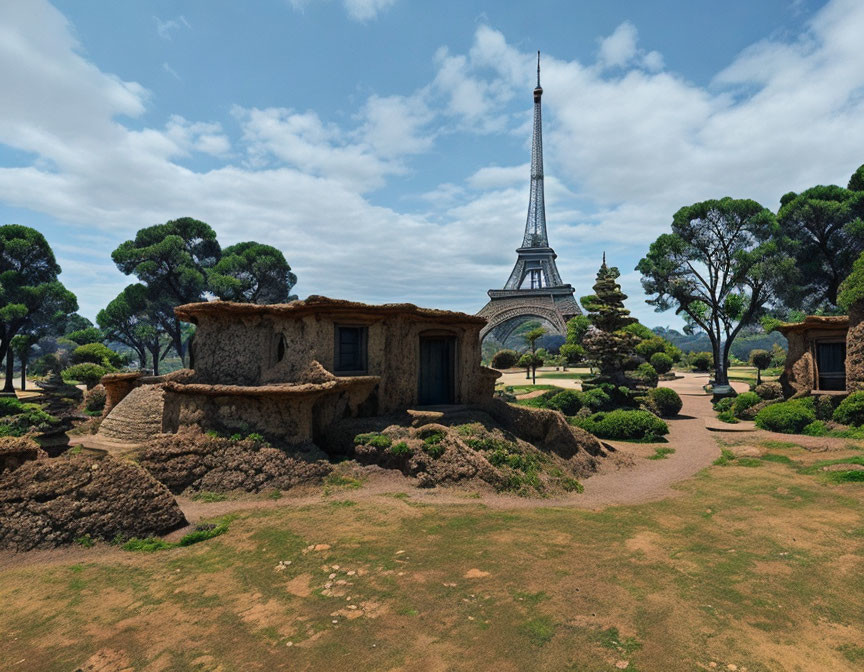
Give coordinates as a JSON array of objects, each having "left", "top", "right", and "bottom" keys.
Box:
[
  {"left": 418, "top": 336, "right": 455, "bottom": 405},
  {"left": 817, "top": 341, "right": 846, "bottom": 390}
]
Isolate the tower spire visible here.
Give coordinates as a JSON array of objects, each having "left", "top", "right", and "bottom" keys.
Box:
[
  {"left": 537, "top": 50, "right": 541, "bottom": 88},
  {"left": 521, "top": 50, "right": 548, "bottom": 250}
]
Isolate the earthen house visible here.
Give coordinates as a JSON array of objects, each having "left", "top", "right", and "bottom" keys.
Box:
[
  {"left": 777, "top": 309, "right": 864, "bottom": 396},
  {"left": 99, "top": 296, "right": 500, "bottom": 447}
]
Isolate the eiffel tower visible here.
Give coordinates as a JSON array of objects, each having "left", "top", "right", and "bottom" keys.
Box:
[{"left": 478, "top": 53, "right": 581, "bottom": 346}]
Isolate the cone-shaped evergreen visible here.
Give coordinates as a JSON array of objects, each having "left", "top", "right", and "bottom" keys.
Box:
[{"left": 581, "top": 257, "right": 638, "bottom": 380}]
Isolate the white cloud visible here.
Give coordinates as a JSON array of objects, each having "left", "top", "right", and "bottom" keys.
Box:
[
  {"left": 154, "top": 15, "right": 190, "bottom": 40},
  {"left": 343, "top": 0, "right": 397, "bottom": 21},
  {"left": 359, "top": 93, "right": 433, "bottom": 157},
  {"left": 598, "top": 21, "right": 639, "bottom": 68},
  {"left": 5, "top": 0, "right": 864, "bottom": 330},
  {"left": 288, "top": 0, "right": 397, "bottom": 22}
]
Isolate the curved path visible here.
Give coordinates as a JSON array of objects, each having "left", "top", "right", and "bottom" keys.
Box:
[{"left": 575, "top": 373, "right": 749, "bottom": 508}]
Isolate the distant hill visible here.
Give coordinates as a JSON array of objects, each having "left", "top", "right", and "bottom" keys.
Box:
[{"left": 652, "top": 326, "right": 787, "bottom": 360}]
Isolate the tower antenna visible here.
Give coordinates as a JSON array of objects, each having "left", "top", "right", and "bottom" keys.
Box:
[{"left": 537, "top": 51, "right": 541, "bottom": 88}]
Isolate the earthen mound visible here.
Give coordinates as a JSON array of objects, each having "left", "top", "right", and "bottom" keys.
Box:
[
  {"left": 342, "top": 405, "right": 600, "bottom": 494},
  {"left": 0, "top": 454, "right": 185, "bottom": 551},
  {"left": 137, "top": 428, "right": 333, "bottom": 494},
  {"left": 0, "top": 436, "right": 45, "bottom": 474},
  {"left": 97, "top": 384, "right": 165, "bottom": 443}
]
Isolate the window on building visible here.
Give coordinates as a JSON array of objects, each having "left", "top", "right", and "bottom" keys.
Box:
[
  {"left": 276, "top": 334, "right": 286, "bottom": 363},
  {"left": 334, "top": 325, "right": 368, "bottom": 373}
]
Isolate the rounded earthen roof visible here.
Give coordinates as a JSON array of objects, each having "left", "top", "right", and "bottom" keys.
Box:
[
  {"left": 175, "top": 295, "right": 488, "bottom": 325},
  {"left": 776, "top": 315, "right": 849, "bottom": 334}
]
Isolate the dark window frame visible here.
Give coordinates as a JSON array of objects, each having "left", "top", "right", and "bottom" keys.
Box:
[{"left": 334, "top": 324, "right": 368, "bottom": 375}]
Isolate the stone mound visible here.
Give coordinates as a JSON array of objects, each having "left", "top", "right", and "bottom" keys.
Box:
[
  {"left": 97, "top": 384, "right": 165, "bottom": 443},
  {"left": 0, "top": 454, "right": 185, "bottom": 551},
  {"left": 0, "top": 436, "right": 45, "bottom": 474},
  {"left": 137, "top": 428, "right": 333, "bottom": 494},
  {"left": 335, "top": 405, "right": 601, "bottom": 494}
]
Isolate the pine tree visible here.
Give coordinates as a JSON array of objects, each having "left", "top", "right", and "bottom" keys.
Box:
[{"left": 581, "top": 256, "right": 638, "bottom": 381}]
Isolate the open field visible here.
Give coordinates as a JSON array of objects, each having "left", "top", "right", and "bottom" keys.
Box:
[{"left": 1, "top": 437, "right": 862, "bottom": 671}]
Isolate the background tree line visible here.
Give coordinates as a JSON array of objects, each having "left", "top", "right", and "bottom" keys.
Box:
[{"left": 0, "top": 217, "right": 298, "bottom": 390}]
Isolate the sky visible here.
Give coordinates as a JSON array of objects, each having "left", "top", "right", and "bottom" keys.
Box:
[{"left": 2, "top": 0, "right": 864, "bottom": 328}]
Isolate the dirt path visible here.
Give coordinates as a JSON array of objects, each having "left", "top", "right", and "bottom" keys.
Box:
[{"left": 576, "top": 372, "right": 749, "bottom": 507}]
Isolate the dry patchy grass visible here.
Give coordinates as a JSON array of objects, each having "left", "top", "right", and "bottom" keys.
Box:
[{"left": 1, "top": 442, "right": 863, "bottom": 671}]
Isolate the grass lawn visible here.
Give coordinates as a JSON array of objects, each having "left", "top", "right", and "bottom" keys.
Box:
[
  {"left": 535, "top": 371, "right": 594, "bottom": 380},
  {"left": 1, "top": 442, "right": 863, "bottom": 671},
  {"left": 727, "top": 366, "right": 781, "bottom": 385}
]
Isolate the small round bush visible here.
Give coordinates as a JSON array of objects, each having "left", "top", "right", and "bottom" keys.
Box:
[
  {"left": 573, "top": 409, "right": 669, "bottom": 442},
  {"left": 648, "top": 387, "right": 682, "bottom": 417},
  {"left": 581, "top": 387, "right": 611, "bottom": 412},
  {"left": 755, "top": 382, "right": 782, "bottom": 400},
  {"left": 547, "top": 390, "right": 583, "bottom": 416},
  {"left": 84, "top": 385, "right": 107, "bottom": 413},
  {"left": 62, "top": 363, "right": 110, "bottom": 390},
  {"left": 635, "top": 337, "right": 667, "bottom": 359},
  {"left": 755, "top": 401, "right": 816, "bottom": 434},
  {"left": 634, "top": 363, "right": 659, "bottom": 388},
  {"left": 70, "top": 342, "right": 123, "bottom": 368},
  {"left": 713, "top": 397, "right": 734, "bottom": 413},
  {"left": 649, "top": 352, "right": 673, "bottom": 375},
  {"left": 803, "top": 420, "right": 829, "bottom": 436},
  {"left": 833, "top": 391, "right": 864, "bottom": 426},
  {"left": 690, "top": 352, "right": 713, "bottom": 372},
  {"left": 732, "top": 392, "right": 761, "bottom": 418},
  {"left": 490, "top": 349, "right": 519, "bottom": 369}
]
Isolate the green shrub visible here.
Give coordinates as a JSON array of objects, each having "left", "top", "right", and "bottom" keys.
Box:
[
  {"left": 732, "top": 392, "right": 761, "bottom": 418},
  {"left": 178, "top": 522, "right": 229, "bottom": 547},
  {"left": 354, "top": 432, "right": 392, "bottom": 448},
  {"left": 649, "top": 352, "right": 673, "bottom": 375},
  {"left": 70, "top": 342, "right": 123, "bottom": 368},
  {"left": 690, "top": 351, "right": 713, "bottom": 371},
  {"left": 491, "top": 349, "right": 520, "bottom": 369},
  {"left": 803, "top": 420, "right": 829, "bottom": 436},
  {"left": 717, "top": 410, "right": 739, "bottom": 424},
  {"left": 755, "top": 401, "right": 816, "bottom": 434},
  {"left": 635, "top": 336, "right": 667, "bottom": 359},
  {"left": 755, "top": 382, "right": 782, "bottom": 400},
  {"left": 581, "top": 387, "right": 612, "bottom": 412},
  {"left": 833, "top": 391, "right": 864, "bottom": 426},
  {"left": 559, "top": 477, "right": 584, "bottom": 493},
  {"left": 634, "top": 363, "right": 658, "bottom": 387},
  {"left": 389, "top": 441, "right": 413, "bottom": 456},
  {"left": 547, "top": 390, "right": 582, "bottom": 416},
  {"left": 423, "top": 442, "right": 445, "bottom": 458},
  {"left": 0, "top": 397, "right": 25, "bottom": 417},
  {"left": 713, "top": 397, "right": 735, "bottom": 413},
  {"left": 122, "top": 537, "right": 173, "bottom": 552},
  {"left": 572, "top": 409, "right": 669, "bottom": 442},
  {"left": 83, "top": 385, "right": 106, "bottom": 413},
  {"left": 62, "top": 363, "right": 110, "bottom": 389},
  {"left": 813, "top": 395, "right": 835, "bottom": 421},
  {"left": 648, "top": 387, "right": 682, "bottom": 417}
]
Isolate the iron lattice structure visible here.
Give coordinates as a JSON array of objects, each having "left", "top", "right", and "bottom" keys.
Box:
[{"left": 478, "top": 53, "right": 581, "bottom": 344}]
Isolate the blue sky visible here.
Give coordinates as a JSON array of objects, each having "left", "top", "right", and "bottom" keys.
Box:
[{"left": 3, "top": 0, "right": 864, "bottom": 328}]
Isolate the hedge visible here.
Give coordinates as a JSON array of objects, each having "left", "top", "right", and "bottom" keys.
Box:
[
  {"left": 648, "top": 387, "right": 682, "bottom": 417},
  {"left": 754, "top": 401, "right": 816, "bottom": 434},
  {"left": 571, "top": 409, "right": 669, "bottom": 442}
]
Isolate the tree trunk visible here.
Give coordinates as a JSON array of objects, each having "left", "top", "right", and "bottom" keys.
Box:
[
  {"left": 20, "top": 353, "right": 27, "bottom": 391},
  {"left": 4, "top": 348, "right": 15, "bottom": 393},
  {"left": 756, "top": 368, "right": 762, "bottom": 386},
  {"left": 172, "top": 319, "right": 185, "bottom": 367},
  {"left": 149, "top": 344, "right": 161, "bottom": 376}
]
